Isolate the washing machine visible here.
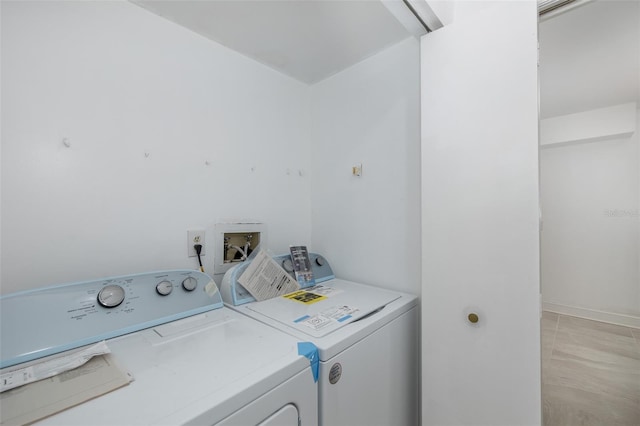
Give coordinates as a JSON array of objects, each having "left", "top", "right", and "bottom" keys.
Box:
[
  {"left": 221, "top": 253, "right": 419, "bottom": 426},
  {"left": 0, "top": 270, "right": 318, "bottom": 426}
]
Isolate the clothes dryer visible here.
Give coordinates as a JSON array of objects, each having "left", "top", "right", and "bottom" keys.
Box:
[{"left": 221, "top": 254, "right": 419, "bottom": 426}]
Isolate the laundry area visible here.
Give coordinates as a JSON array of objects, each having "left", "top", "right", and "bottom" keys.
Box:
[{"left": 1, "top": 1, "right": 544, "bottom": 425}]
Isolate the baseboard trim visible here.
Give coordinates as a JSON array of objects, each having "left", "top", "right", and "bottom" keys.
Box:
[{"left": 543, "top": 302, "right": 640, "bottom": 329}]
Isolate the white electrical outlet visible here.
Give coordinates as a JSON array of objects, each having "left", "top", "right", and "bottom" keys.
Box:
[{"left": 187, "top": 230, "right": 206, "bottom": 257}]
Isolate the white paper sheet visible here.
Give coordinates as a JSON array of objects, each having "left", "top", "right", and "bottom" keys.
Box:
[
  {"left": 0, "top": 353, "right": 132, "bottom": 425},
  {"left": 0, "top": 341, "right": 111, "bottom": 393},
  {"left": 238, "top": 249, "right": 300, "bottom": 301}
]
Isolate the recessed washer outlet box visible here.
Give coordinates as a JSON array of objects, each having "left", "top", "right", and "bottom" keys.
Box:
[{"left": 214, "top": 222, "right": 267, "bottom": 280}]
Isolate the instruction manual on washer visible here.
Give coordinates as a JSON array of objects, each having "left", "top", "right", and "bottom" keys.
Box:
[
  {"left": 1, "top": 353, "right": 132, "bottom": 425},
  {"left": 238, "top": 249, "right": 300, "bottom": 301}
]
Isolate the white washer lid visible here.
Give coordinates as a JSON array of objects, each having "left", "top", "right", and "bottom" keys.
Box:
[
  {"left": 32, "top": 308, "right": 313, "bottom": 425},
  {"left": 245, "top": 280, "right": 400, "bottom": 338}
]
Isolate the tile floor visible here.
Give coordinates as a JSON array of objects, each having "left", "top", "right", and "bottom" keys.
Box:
[{"left": 542, "top": 311, "right": 640, "bottom": 426}]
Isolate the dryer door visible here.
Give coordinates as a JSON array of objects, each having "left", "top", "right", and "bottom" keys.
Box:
[
  {"left": 319, "top": 307, "right": 418, "bottom": 426},
  {"left": 258, "top": 404, "right": 299, "bottom": 425}
]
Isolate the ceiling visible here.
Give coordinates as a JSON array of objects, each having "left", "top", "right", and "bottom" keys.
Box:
[
  {"left": 539, "top": 0, "right": 640, "bottom": 118},
  {"left": 131, "top": 0, "right": 638, "bottom": 113},
  {"left": 131, "top": 0, "right": 420, "bottom": 85}
]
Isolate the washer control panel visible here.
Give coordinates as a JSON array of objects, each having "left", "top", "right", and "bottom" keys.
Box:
[
  {"left": 220, "top": 252, "right": 335, "bottom": 306},
  {"left": 0, "top": 270, "right": 223, "bottom": 369}
]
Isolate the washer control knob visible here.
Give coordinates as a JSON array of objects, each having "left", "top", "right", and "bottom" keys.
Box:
[
  {"left": 315, "top": 256, "right": 325, "bottom": 267},
  {"left": 156, "top": 280, "right": 173, "bottom": 296},
  {"left": 282, "top": 258, "right": 294, "bottom": 272},
  {"left": 182, "top": 277, "right": 197, "bottom": 292},
  {"left": 97, "top": 284, "right": 125, "bottom": 308}
]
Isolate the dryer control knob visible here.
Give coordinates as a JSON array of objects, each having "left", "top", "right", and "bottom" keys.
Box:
[
  {"left": 315, "top": 256, "right": 325, "bottom": 267},
  {"left": 182, "top": 277, "right": 197, "bottom": 292},
  {"left": 282, "top": 258, "right": 294, "bottom": 272},
  {"left": 156, "top": 280, "right": 173, "bottom": 296},
  {"left": 97, "top": 284, "right": 125, "bottom": 308}
]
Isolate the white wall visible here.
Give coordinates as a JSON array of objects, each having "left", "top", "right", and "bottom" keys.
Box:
[
  {"left": 540, "top": 102, "right": 637, "bottom": 147},
  {"left": 540, "top": 108, "right": 640, "bottom": 327},
  {"left": 1, "top": 0, "right": 312, "bottom": 293},
  {"left": 308, "top": 37, "right": 422, "bottom": 295},
  {"left": 421, "top": 1, "right": 540, "bottom": 424},
  {"left": 1, "top": 0, "right": 422, "bottom": 298}
]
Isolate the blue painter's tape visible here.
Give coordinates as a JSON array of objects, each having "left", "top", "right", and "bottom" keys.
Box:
[
  {"left": 337, "top": 315, "right": 352, "bottom": 322},
  {"left": 297, "top": 342, "right": 319, "bottom": 382},
  {"left": 294, "top": 315, "right": 310, "bottom": 323}
]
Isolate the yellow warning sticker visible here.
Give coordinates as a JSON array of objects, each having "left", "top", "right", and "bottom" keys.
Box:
[{"left": 283, "top": 290, "right": 327, "bottom": 305}]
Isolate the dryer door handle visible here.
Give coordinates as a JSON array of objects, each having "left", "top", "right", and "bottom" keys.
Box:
[{"left": 351, "top": 305, "right": 386, "bottom": 323}]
